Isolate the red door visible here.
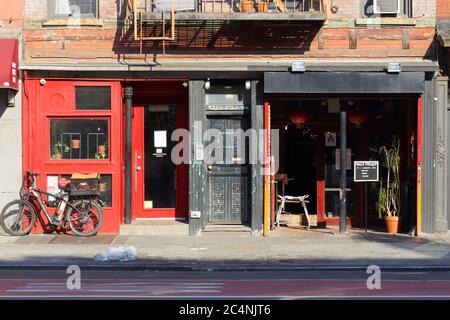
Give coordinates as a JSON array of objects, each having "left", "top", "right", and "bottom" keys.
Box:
[{"left": 131, "top": 95, "right": 188, "bottom": 220}]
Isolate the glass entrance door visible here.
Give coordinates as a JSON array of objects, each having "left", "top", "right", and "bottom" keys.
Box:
[
  {"left": 323, "top": 133, "right": 355, "bottom": 219},
  {"left": 132, "top": 101, "right": 188, "bottom": 220}
]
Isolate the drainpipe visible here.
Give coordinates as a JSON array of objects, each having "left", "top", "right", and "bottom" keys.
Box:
[
  {"left": 124, "top": 86, "right": 133, "bottom": 224},
  {"left": 339, "top": 103, "right": 347, "bottom": 234}
]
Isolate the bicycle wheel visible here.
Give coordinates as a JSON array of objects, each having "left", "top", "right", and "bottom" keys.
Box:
[
  {"left": 66, "top": 199, "right": 103, "bottom": 237},
  {"left": 0, "top": 199, "right": 36, "bottom": 236}
]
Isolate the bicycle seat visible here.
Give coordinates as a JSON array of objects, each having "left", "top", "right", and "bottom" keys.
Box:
[{"left": 71, "top": 173, "right": 100, "bottom": 179}]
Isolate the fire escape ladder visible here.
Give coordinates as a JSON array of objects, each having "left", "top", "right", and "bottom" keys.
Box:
[{"left": 127, "top": 0, "right": 176, "bottom": 51}]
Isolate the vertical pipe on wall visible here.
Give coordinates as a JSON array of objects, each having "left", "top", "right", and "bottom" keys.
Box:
[
  {"left": 264, "top": 100, "right": 270, "bottom": 236},
  {"left": 417, "top": 97, "right": 422, "bottom": 236},
  {"left": 124, "top": 86, "right": 133, "bottom": 224},
  {"left": 339, "top": 104, "right": 347, "bottom": 233}
]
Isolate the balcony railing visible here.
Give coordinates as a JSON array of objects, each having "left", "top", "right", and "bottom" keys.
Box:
[
  {"left": 126, "top": 0, "right": 325, "bottom": 42},
  {"left": 128, "top": 0, "right": 324, "bottom": 14}
]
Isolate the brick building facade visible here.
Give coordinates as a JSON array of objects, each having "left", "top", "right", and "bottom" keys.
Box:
[{"left": 1, "top": 0, "right": 449, "bottom": 236}]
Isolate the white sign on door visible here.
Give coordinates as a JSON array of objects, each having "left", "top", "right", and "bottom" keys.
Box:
[
  {"left": 154, "top": 130, "right": 167, "bottom": 148},
  {"left": 325, "top": 132, "right": 337, "bottom": 147}
]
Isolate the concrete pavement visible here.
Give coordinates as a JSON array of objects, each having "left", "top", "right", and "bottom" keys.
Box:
[{"left": 1, "top": 227, "right": 450, "bottom": 269}]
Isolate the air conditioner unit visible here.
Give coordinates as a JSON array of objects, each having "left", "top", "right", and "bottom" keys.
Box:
[{"left": 373, "top": 0, "right": 401, "bottom": 15}]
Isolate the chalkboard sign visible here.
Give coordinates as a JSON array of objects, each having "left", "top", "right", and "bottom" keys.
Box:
[{"left": 354, "top": 161, "right": 379, "bottom": 182}]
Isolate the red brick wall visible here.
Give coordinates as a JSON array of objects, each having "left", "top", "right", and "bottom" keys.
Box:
[
  {"left": 437, "top": 0, "right": 450, "bottom": 19},
  {"left": 23, "top": 25, "right": 435, "bottom": 62}
]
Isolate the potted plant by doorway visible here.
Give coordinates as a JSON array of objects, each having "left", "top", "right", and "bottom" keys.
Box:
[{"left": 376, "top": 137, "right": 401, "bottom": 234}]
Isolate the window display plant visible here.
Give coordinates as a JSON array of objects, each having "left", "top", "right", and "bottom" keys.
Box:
[{"left": 51, "top": 142, "right": 69, "bottom": 160}]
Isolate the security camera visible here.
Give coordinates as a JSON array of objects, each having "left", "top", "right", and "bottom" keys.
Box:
[{"left": 39, "top": 79, "right": 46, "bottom": 85}]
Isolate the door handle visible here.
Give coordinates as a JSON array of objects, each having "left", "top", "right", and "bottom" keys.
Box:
[
  {"left": 134, "top": 151, "right": 139, "bottom": 192},
  {"left": 207, "top": 165, "right": 213, "bottom": 171}
]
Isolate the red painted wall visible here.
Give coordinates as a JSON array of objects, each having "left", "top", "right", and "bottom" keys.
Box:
[{"left": 22, "top": 78, "right": 124, "bottom": 234}]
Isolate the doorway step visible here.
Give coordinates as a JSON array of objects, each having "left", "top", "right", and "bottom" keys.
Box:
[
  {"left": 202, "top": 224, "right": 252, "bottom": 233},
  {"left": 120, "top": 219, "right": 188, "bottom": 235}
]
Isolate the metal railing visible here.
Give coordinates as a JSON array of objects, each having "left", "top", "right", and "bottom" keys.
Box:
[
  {"left": 125, "top": 0, "right": 324, "bottom": 43},
  {"left": 128, "top": 0, "right": 323, "bottom": 15}
]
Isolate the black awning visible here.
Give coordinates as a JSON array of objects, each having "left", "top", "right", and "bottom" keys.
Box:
[{"left": 264, "top": 71, "right": 425, "bottom": 94}]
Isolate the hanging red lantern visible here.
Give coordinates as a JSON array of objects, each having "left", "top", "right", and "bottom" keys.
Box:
[
  {"left": 289, "top": 111, "right": 308, "bottom": 125},
  {"left": 348, "top": 110, "right": 368, "bottom": 128}
]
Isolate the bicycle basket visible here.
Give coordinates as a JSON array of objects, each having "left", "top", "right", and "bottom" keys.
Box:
[{"left": 69, "top": 173, "right": 100, "bottom": 196}]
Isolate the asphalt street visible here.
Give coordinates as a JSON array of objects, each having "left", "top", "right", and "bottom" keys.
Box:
[{"left": 0, "top": 269, "right": 449, "bottom": 299}]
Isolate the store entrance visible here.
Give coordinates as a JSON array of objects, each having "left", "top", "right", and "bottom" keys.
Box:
[
  {"left": 130, "top": 81, "right": 189, "bottom": 220},
  {"left": 283, "top": 123, "right": 317, "bottom": 216},
  {"left": 271, "top": 98, "right": 417, "bottom": 232}
]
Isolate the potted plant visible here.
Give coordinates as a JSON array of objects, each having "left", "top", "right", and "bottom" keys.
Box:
[
  {"left": 257, "top": 0, "right": 269, "bottom": 12},
  {"left": 376, "top": 137, "right": 401, "bottom": 234},
  {"left": 71, "top": 138, "right": 80, "bottom": 149},
  {"left": 51, "top": 142, "right": 69, "bottom": 160},
  {"left": 241, "top": 0, "right": 255, "bottom": 12},
  {"left": 96, "top": 144, "right": 107, "bottom": 159}
]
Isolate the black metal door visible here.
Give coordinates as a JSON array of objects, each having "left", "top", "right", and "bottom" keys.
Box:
[{"left": 206, "top": 116, "right": 249, "bottom": 223}]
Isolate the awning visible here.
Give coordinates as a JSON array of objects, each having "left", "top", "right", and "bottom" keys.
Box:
[
  {"left": 264, "top": 71, "right": 425, "bottom": 94},
  {"left": 0, "top": 39, "right": 19, "bottom": 90}
]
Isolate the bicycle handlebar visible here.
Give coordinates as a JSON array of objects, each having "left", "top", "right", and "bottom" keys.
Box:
[{"left": 25, "top": 170, "right": 40, "bottom": 177}]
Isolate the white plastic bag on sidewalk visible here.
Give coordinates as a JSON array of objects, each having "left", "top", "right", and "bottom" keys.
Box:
[{"left": 95, "top": 246, "right": 138, "bottom": 262}]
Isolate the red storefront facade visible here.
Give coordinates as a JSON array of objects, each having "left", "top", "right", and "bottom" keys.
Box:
[
  {"left": 22, "top": 77, "right": 191, "bottom": 233},
  {"left": 22, "top": 78, "right": 123, "bottom": 233}
]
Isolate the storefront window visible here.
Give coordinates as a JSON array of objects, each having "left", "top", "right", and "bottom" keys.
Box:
[
  {"left": 50, "top": 119, "right": 109, "bottom": 160},
  {"left": 46, "top": 174, "right": 112, "bottom": 207},
  {"left": 75, "top": 86, "right": 111, "bottom": 110}
]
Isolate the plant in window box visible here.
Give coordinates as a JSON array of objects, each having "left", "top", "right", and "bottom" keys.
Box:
[
  {"left": 51, "top": 142, "right": 69, "bottom": 160},
  {"left": 71, "top": 139, "right": 81, "bottom": 149},
  {"left": 376, "top": 137, "right": 401, "bottom": 234},
  {"left": 96, "top": 144, "right": 107, "bottom": 159}
]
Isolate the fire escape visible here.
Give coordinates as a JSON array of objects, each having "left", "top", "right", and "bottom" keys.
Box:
[{"left": 125, "top": 0, "right": 327, "bottom": 53}]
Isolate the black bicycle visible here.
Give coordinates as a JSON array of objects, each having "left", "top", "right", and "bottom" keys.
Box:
[{"left": 0, "top": 170, "right": 104, "bottom": 237}]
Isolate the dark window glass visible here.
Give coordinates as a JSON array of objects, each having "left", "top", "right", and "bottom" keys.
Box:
[
  {"left": 50, "top": 119, "right": 109, "bottom": 160},
  {"left": 50, "top": 0, "right": 98, "bottom": 18},
  {"left": 144, "top": 105, "right": 176, "bottom": 208},
  {"left": 75, "top": 86, "right": 111, "bottom": 110}
]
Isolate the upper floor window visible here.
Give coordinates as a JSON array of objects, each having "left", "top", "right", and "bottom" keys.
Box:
[
  {"left": 49, "top": 0, "right": 98, "bottom": 18},
  {"left": 363, "top": 0, "right": 412, "bottom": 18}
]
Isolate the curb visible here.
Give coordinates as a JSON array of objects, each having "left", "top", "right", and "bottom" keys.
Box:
[{"left": 1, "top": 263, "right": 450, "bottom": 272}]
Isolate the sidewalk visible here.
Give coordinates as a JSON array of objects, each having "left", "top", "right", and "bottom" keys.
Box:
[{"left": 1, "top": 226, "right": 450, "bottom": 270}]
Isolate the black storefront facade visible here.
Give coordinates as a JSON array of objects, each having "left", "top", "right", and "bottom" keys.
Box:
[{"left": 183, "top": 62, "right": 448, "bottom": 236}]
